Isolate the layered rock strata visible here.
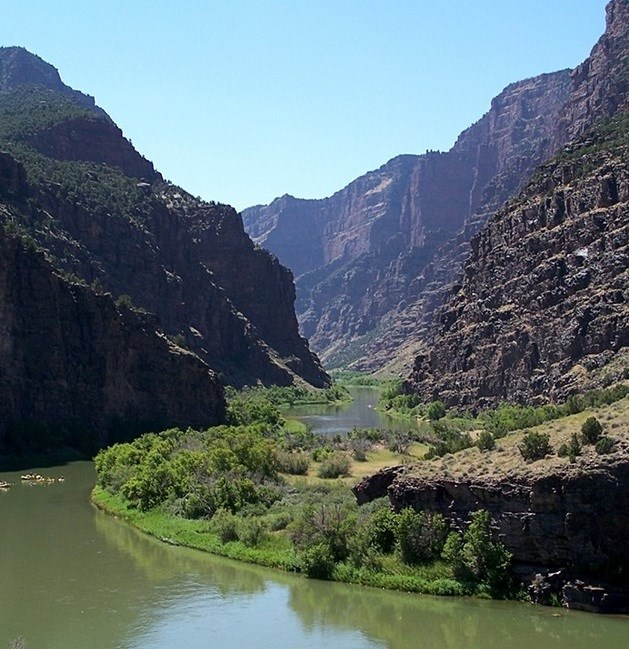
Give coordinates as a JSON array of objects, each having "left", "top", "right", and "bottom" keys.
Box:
[
  {"left": 353, "top": 411, "right": 629, "bottom": 610},
  {"left": 243, "top": 0, "right": 628, "bottom": 377},
  {"left": 243, "top": 71, "right": 572, "bottom": 368}
]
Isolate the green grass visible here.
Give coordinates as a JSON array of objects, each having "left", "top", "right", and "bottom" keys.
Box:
[
  {"left": 92, "top": 486, "right": 299, "bottom": 570},
  {"left": 281, "top": 418, "right": 309, "bottom": 435}
]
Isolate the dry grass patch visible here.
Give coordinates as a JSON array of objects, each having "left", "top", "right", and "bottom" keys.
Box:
[{"left": 402, "top": 397, "right": 629, "bottom": 483}]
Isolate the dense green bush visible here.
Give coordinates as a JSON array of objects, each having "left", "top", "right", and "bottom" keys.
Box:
[
  {"left": 442, "top": 510, "right": 511, "bottom": 594},
  {"left": 425, "top": 421, "right": 474, "bottom": 458},
  {"left": 395, "top": 509, "right": 449, "bottom": 565},
  {"left": 479, "top": 384, "right": 628, "bottom": 437},
  {"left": 568, "top": 433, "right": 582, "bottom": 462},
  {"left": 427, "top": 401, "right": 446, "bottom": 421},
  {"left": 290, "top": 503, "right": 356, "bottom": 562},
  {"left": 226, "top": 393, "right": 283, "bottom": 431},
  {"left": 300, "top": 542, "right": 336, "bottom": 579},
  {"left": 276, "top": 450, "right": 310, "bottom": 475},
  {"left": 558, "top": 433, "right": 581, "bottom": 462},
  {"left": 210, "top": 509, "right": 240, "bottom": 543},
  {"left": 237, "top": 517, "right": 268, "bottom": 547},
  {"left": 518, "top": 431, "right": 552, "bottom": 462},
  {"left": 581, "top": 417, "right": 603, "bottom": 444},
  {"left": 363, "top": 506, "right": 398, "bottom": 554},
  {"left": 94, "top": 425, "right": 280, "bottom": 513}
]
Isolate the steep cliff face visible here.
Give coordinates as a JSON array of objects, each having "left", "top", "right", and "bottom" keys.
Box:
[
  {"left": 408, "top": 128, "right": 628, "bottom": 407},
  {"left": 27, "top": 115, "right": 160, "bottom": 181},
  {"left": 0, "top": 225, "right": 225, "bottom": 455},
  {"left": 243, "top": 71, "right": 572, "bottom": 368},
  {"left": 0, "top": 49, "right": 327, "bottom": 391},
  {"left": 243, "top": 1, "right": 628, "bottom": 374},
  {"left": 0, "top": 46, "right": 98, "bottom": 110},
  {"left": 406, "top": 0, "right": 628, "bottom": 407},
  {"left": 0, "top": 48, "right": 327, "bottom": 453},
  {"left": 557, "top": 0, "right": 628, "bottom": 144}
]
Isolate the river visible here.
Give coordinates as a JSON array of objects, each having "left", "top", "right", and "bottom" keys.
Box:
[{"left": 1, "top": 389, "right": 627, "bottom": 648}]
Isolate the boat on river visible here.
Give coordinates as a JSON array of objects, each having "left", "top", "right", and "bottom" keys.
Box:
[{"left": 20, "top": 473, "right": 64, "bottom": 483}]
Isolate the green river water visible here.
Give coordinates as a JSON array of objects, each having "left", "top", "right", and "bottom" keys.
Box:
[{"left": 1, "top": 390, "right": 627, "bottom": 648}]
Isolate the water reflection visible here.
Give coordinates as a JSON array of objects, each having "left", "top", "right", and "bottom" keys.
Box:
[
  {"left": 94, "top": 507, "right": 268, "bottom": 597},
  {"left": 287, "top": 578, "right": 629, "bottom": 649}
]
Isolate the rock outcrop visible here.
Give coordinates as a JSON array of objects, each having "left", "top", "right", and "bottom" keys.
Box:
[
  {"left": 407, "top": 130, "right": 628, "bottom": 408},
  {"left": 27, "top": 115, "right": 160, "bottom": 181},
  {"left": 404, "top": 1, "right": 628, "bottom": 408},
  {"left": 353, "top": 405, "right": 629, "bottom": 610},
  {"left": 0, "top": 46, "right": 99, "bottom": 110},
  {"left": 243, "top": 0, "right": 628, "bottom": 376}
]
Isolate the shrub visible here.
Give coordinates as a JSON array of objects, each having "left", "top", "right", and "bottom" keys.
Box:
[
  {"left": 317, "top": 452, "right": 351, "bottom": 479},
  {"left": 300, "top": 542, "right": 336, "bottom": 580},
  {"left": 443, "top": 510, "right": 511, "bottom": 594},
  {"left": 396, "top": 508, "right": 449, "bottom": 565},
  {"left": 518, "top": 431, "right": 551, "bottom": 462},
  {"left": 115, "top": 293, "right": 134, "bottom": 309},
  {"left": 276, "top": 450, "right": 310, "bottom": 475},
  {"left": 581, "top": 417, "right": 603, "bottom": 444},
  {"left": 427, "top": 400, "right": 446, "bottom": 421},
  {"left": 290, "top": 504, "right": 355, "bottom": 562},
  {"left": 595, "top": 436, "right": 616, "bottom": 455},
  {"left": 364, "top": 506, "right": 398, "bottom": 554},
  {"left": 385, "top": 431, "right": 413, "bottom": 454},
  {"left": 210, "top": 508, "right": 239, "bottom": 543},
  {"left": 567, "top": 433, "right": 581, "bottom": 463},
  {"left": 350, "top": 438, "right": 372, "bottom": 461},
  {"left": 237, "top": 517, "right": 268, "bottom": 547},
  {"left": 476, "top": 431, "right": 495, "bottom": 452}
]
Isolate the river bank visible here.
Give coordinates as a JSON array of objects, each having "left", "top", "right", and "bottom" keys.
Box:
[{"left": 91, "top": 485, "right": 467, "bottom": 597}]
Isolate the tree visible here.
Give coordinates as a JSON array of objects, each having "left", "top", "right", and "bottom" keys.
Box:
[
  {"left": 518, "top": 431, "right": 551, "bottom": 462},
  {"left": 476, "top": 431, "right": 496, "bottom": 452},
  {"left": 443, "top": 510, "right": 511, "bottom": 594},
  {"left": 581, "top": 417, "right": 603, "bottom": 444},
  {"left": 396, "top": 508, "right": 448, "bottom": 565}
]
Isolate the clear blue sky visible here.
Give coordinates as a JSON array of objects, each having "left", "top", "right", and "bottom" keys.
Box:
[{"left": 4, "top": 1, "right": 608, "bottom": 210}]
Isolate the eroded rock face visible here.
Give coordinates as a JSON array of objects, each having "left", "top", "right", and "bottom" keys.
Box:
[
  {"left": 558, "top": 0, "right": 629, "bottom": 144},
  {"left": 243, "top": 1, "right": 628, "bottom": 374},
  {"left": 244, "top": 70, "right": 573, "bottom": 368},
  {"left": 0, "top": 46, "right": 97, "bottom": 109},
  {"left": 0, "top": 50, "right": 327, "bottom": 391},
  {"left": 407, "top": 137, "right": 629, "bottom": 408},
  {"left": 27, "top": 116, "right": 160, "bottom": 181},
  {"left": 0, "top": 227, "right": 225, "bottom": 453}
]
